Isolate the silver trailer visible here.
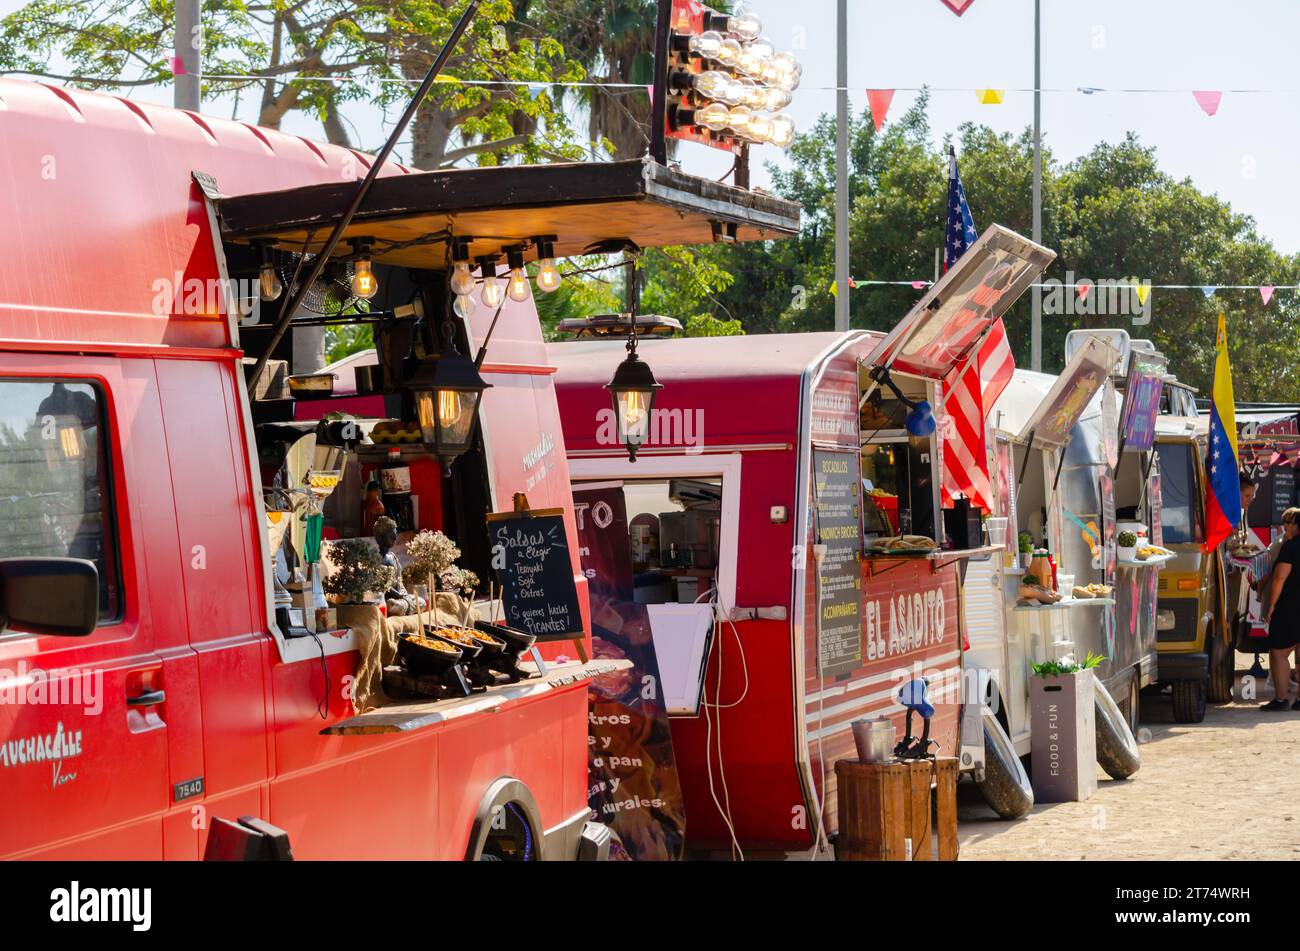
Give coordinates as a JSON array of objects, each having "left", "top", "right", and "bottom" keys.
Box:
[{"left": 963, "top": 335, "right": 1148, "bottom": 816}]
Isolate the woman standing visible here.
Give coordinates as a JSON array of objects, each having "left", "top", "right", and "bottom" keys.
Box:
[{"left": 1261, "top": 509, "right": 1300, "bottom": 710}]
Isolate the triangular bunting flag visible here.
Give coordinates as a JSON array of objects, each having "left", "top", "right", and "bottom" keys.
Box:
[
  {"left": 1261, "top": 285, "right": 1275, "bottom": 305},
  {"left": 829, "top": 278, "right": 837, "bottom": 297},
  {"left": 911, "top": 280, "right": 928, "bottom": 290},
  {"left": 976, "top": 89, "right": 1004, "bottom": 105},
  {"left": 170, "top": 54, "right": 186, "bottom": 76},
  {"left": 1135, "top": 283, "right": 1151, "bottom": 306},
  {"left": 1193, "top": 90, "right": 1222, "bottom": 116},
  {"left": 866, "top": 89, "right": 895, "bottom": 132},
  {"left": 940, "top": 0, "right": 976, "bottom": 14},
  {"left": 1201, "top": 286, "right": 1217, "bottom": 299},
  {"left": 1077, "top": 283, "right": 1091, "bottom": 301}
]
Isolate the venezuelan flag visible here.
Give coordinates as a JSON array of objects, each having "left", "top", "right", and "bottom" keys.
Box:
[{"left": 1205, "top": 312, "right": 1241, "bottom": 551}]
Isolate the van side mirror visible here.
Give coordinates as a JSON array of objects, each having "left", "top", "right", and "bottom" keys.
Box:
[{"left": 0, "top": 558, "right": 99, "bottom": 637}]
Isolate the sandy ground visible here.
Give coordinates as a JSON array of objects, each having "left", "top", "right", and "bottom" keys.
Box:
[{"left": 957, "top": 654, "right": 1300, "bottom": 860}]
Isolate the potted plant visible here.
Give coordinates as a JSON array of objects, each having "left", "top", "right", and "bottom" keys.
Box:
[
  {"left": 1018, "top": 531, "right": 1034, "bottom": 569},
  {"left": 1029, "top": 652, "right": 1104, "bottom": 803},
  {"left": 323, "top": 538, "right": 396, "bottom": 605},
  {"left": 402, "top": 529, "right": 461, "bottom": 592},
  {"left": 1117, "top": 530, "right": 1138, "bottom": 562}
]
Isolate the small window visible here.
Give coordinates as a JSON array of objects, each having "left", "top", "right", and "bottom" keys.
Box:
[
  {"left": 0, "top": 380, "right": 121, "bottom": 622},
  {"left": 1153, "top": 441, "right": 1203, "bottom": 545}
]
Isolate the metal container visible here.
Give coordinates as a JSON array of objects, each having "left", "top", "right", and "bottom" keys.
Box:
[
  {"left": 354, "top": 364, "right": 380, "bottom": 394},
  {"left": 851, "top": 716, "right": 895, "bottom": 764}
]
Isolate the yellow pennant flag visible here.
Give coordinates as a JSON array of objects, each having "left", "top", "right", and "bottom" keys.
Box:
[
  {"left": 976, "top": 89, "right": 1005, "bottom": 105},
  {"left": 829, "top": 278, "right": 838, "bottom": 297},
  {"left": 1135, "top": 282, "right": 1151, "bottom": 306}
]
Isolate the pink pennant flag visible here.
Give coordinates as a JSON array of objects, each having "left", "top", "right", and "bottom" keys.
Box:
[
  {"left": 170, "top": 55, "right": 186, "bottom": 76},
  {"left": 940, "top": 0, "right": 976, "bottom": 15},
  {"left": 1077, "top": 283, "right": 1091, "bottom": 301},
  {"left": 1260, "top": 285, "right": 1275, "bottom": 305},
  {"left": 1192, "top": 90, "right": 1222, "bottom": 116},
  {"left": 911, "top": 280, "right": 927, "bottom": 290},
  {"left": 866, "top": 89, "right": 895, "bottom": 132}
]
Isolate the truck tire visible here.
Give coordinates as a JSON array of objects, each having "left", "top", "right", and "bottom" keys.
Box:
[
  {"left": 1117, "top": 671, "right": 1140, "bottom": 735},
  {"left": 1172, "top": 678, "right": 1207, "bottom": 723},
  {"left": 1094, "top": 680, "right": 1141, "bottom": 780},
  {"left": 1207, "top": 631, "right": 1234, "bottom": 704},
  {"left": 975, "top": 708, "right": 1033, "bottom": 820}
]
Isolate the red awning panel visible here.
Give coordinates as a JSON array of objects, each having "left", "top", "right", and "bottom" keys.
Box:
[{"left": 865, "top": 225, "right": 1055, "bottom": 383}]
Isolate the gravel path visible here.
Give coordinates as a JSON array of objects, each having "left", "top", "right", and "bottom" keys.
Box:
[{"left": 958, "top": 656, "right": 1300, "bottom": 860}]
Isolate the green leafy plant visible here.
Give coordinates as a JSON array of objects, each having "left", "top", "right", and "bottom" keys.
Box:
[
  {"left": 323, "top": 539, "right": 395, "bottom": 603},
  {"left": 1018, "top": 531, "right": 1035, "bottom": 554},
  {"left": 1031, "top": 652, "right": 1106, "bottom": 677},
  {"left": 1118, "top": 531, "right": 1138, "bottom": 548},
  {"left": 402, "top": 529, "right": 461, "bottom": 590}
]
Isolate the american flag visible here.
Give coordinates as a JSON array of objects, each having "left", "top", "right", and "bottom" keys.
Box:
[{"left": 940, "top": 147, "right": 1014, "bottom": 511}]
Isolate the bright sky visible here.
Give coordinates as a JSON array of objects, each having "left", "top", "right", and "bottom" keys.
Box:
[{"left": 4, "top": 0, "right": 1299, "bottom": 257}]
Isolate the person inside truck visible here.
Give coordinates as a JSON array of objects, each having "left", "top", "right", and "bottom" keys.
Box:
[{"left": 1260, "top": 508, "right": 1300, "bottom": 711}]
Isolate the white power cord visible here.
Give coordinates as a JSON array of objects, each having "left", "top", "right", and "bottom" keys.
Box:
[{"left": 699, "top": 589, "right": 750, "bottom": 861}]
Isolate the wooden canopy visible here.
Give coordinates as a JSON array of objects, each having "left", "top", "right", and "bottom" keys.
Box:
[{"left": 214, "top": 158, "right": 800, "bottom": 268}]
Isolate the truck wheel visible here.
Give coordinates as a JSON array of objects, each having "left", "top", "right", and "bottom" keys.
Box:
[
  {"left": 1207, "top": 632, "right": 1235, "bottom": 704},
  {"left": 1095, "top": 680, "right": 1141, "bottom": 780},
  {"left": 1171, "top": 678, "right": 1207, "bottom": 723},
  {"left": 974, "top": 708, "right": 1033, "bottom": 820},
  {"left": 1117, "top": 671, "right": 1141, "bottom": 734}
]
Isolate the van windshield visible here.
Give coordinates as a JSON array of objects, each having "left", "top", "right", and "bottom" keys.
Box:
[{"left": 1154, "top": 441, "right": 1203, "bottom": 544}]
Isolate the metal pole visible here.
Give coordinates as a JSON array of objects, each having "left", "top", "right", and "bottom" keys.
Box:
[
  {"left": 247, "top": 1, "right": 480, "bottom": 393},
  {"left": 649, "top": 0, "right": 672, "bottom": 164},
  {"left": 1030, "top": 0, "right": 1043, "bottom": 371},
  {"left": 834, "top": 0, "right": 850, "bottom": 332},
  {"left": 174, "top": 0, "right": 201, "bottom": 111}
]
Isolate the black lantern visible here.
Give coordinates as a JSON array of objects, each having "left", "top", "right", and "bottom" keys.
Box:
[
  {"left": 406, "top": 319, "right": 492, "bottom": 476},
  {"left": 605, "top": 342, "right": 662, "bottom": 462}
]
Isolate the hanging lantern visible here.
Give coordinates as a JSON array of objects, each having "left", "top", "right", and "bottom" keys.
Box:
[
  {"left": 405, "top": 319, "right": 492, "bottom": 476},
  {"left": 604, "top": 344, "right": 662, "bottom": 462}
]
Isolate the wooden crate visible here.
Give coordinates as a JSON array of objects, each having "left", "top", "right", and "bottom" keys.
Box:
[{"left": 833, "top": 758, "right": 958, "bottom": 861}]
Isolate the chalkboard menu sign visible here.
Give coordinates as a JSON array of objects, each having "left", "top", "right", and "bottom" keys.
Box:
[
  {"left": 1273, "top": 467, "right": 1295, "bottom": 525},
  {"left": 813, "top": 450, "right": 863, "bottom": 678},
  {"left": 487, "top": 508, "right": 583, "bottom": 641}
]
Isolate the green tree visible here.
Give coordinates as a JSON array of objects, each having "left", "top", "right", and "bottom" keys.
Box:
[
  {"left": 704, "top": 96, "right": 1300, "bottom": 400},
  {"left": 0, "top": 0, "right": 588, "bottom": 166}
]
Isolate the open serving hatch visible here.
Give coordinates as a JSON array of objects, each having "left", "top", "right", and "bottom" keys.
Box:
[
  {"left": 214, "top": 158, "right": 800, "bottom": 267},
  {"left": 860, "top": 225, "right": 1055, "bottom": 388}
]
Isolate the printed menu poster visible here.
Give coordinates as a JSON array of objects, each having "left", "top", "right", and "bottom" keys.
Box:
[
  {"left": 813, "top": 450, "right": 863, "bottom": 678},
  {"left": 573, "top": 483, "right": 685, "bottom": 861}
]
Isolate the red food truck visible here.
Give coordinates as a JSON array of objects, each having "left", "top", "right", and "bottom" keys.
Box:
[
  {"left": 550, "top": 226, "right": 1051, "bottom": 856},
  {"left": 0, "top": 76, "right": 798, "bottom": 859}
]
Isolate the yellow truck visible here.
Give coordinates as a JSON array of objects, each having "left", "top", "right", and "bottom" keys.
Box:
[{"left": 1151, "top": 409, "right": 1235, "bottom": 722}]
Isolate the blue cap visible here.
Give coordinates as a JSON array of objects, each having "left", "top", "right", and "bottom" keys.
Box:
[{"left": 897, "top": 678, "right": 934, "bottom": 718}]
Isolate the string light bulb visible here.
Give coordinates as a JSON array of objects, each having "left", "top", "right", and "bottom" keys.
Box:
[
  {"left": 506, "top": 246, "right": 531, "bottom": 303},
  {"left": 349, "top": 238, "right": 378, "bottom": 300},
  {"left": 695, "top": 101, "right": 731, "bottom": 131},
  {"left": 253, "top": 240, "right": 282, "bottom": 302},
  {"left": 728, "top": 13, "right": 763, "bottom": 40},
  {"left": 715, "top": 37, "right": 743, "bottom": 68},
  {"left": 688, "top": 30, "right": 723, "bottom": 57},
  {"left": 478, "top": 256, "right": 503, "bottom": 309},
  {"left": 768, "top": 113, "right": 796, "bottom": 148},
  {"left": 533, "top": 236, "right": 562, "bottom": 293},
  {"left": 450, "top": 261, "right": 475, "bottom": 296},
  {"left": 453, "top": 293, "right": 476, "bottom": 319}
]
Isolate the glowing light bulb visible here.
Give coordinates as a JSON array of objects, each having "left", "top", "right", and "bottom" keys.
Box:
[
  {"left": 535, "top": 258, "right": 562, "bottom": 293},
  {"left": 746, "top": 112, "right": 773, "bottom": 143},
  {"left": 508, "top": 266, "right": 531, "bottom": 302},
  {"left": 623, "top": 390, "right": 647, "bottom": 430},
  {"left": 746, "top": 38, "right": 775, "bottom": 61},
  {"left": 728, "top": 14, "right": 762, "bottom": 41},
  {"left": 450, "top": 261, "right": 475, "bottom": 296},
  {"left": 351, "top": 259, "right": 379, "bottom": 299},
  {"left": 695, "top": 70, "right": 733, "bottom": 101},
  {"left": 726, "top": 106, "right": 753, "bottom": 134},
  {"left": 738, "top": 80, "right": 766, "bottom": 109},
  {"left": 762, "top": 86, "right": 792, "bottom": 111},
  {"left": 453, "top": 293, "right": 476, "bottom": 319},
  {"left": 438, "top": 389, "right": 463, "bottom": 427},
  {"left": 696, "top": 101, "right": 731, "bottom": 131},
  {"left": 736, "top": 47, "right": 764, "bottom": 77},
  {"left": 689, "top": 30, "right": 723, "bottom": 57},
  {"left": 770, "top": 51, "right": 797, "bottom": 74},
  {"left": 715, "top": 37, "right": 742, "bottom": 67},
  {"left": 481, "top": 277, "right": 503, "bottom": 309},
  {"left": 259, "top": 264, "right": 283, "bottom": 302},
  {"left": 768, "top": 113, "right": 796, "bottom": 148}
]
